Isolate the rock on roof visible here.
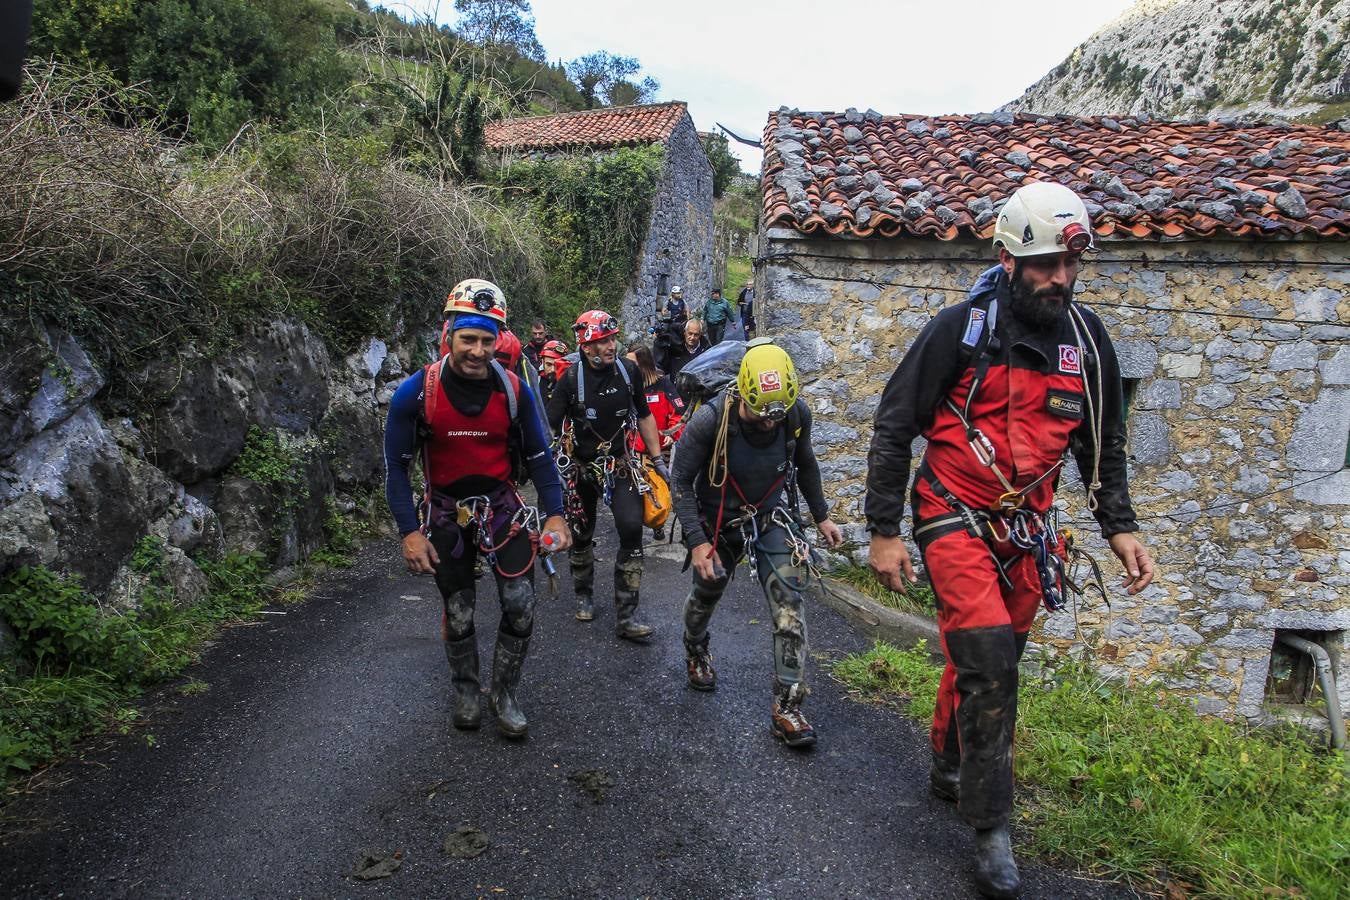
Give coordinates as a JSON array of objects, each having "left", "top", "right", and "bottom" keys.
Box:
[
  {"left": 761, "top": 108, "right": 1350, "bottom": 241},
  {"left": 486, "top": 102, "right": 688, "bottom": 152}
]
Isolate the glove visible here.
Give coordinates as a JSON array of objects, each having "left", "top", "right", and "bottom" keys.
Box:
[{"left": 650, "top": 457, "right": 670, "bottom": 483}]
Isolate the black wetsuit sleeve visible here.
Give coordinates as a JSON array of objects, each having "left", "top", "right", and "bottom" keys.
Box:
[
  {"left": 792, "top": 403, "right": 830, "bottom": 523},
  {"left": 1072, "top": 309, "right": 1139, "bottom": 537},
  {"left": 865, "top": 308, "right": 965, "bottom": 537},
  {"left": 671, "top": 402, "right": 720, "bottom": 548},
  {"left": 518, "top": 382, "right": 565, "bottom": 518},
  {"left": 546, "top": 367, "right": 575, "bottom": 433},
  {"left": 383, "top": 370, "right": 425, "bottom": 537}
]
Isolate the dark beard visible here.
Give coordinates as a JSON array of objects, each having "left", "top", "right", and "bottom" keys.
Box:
[{"left": 1008, "top": 271, "right": 1073, "bottom": 328}]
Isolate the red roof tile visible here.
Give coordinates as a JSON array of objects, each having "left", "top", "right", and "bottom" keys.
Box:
[
  {"left": 486, "top": 102, "right": 688, "bottom": 151},
  {"left": 761, "top": 110, "right": 1350, "bottom": 241}
]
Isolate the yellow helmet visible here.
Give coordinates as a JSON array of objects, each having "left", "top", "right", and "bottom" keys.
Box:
[{"left": 736, "top": 342, "right": 798, "bottom": 421}]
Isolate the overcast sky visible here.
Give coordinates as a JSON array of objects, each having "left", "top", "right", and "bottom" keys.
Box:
[{"left": 403, "top": 0, "right": 1138, "bottom": 172}]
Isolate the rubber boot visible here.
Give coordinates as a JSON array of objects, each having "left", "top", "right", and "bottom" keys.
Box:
[
  {"left": 972, "top": 825, "right": 1021, "bottom": 899},
  {"left": 613, "top": 550, "right": 653, "bottom": 642},
  {"left": 488, "top": 631, "right": 530, "bottom": 740},
  {"left": 930, "top": 751, "right": 960, "bottom": 803},
  {"left": 770, "top": 680, "right": 816, "bottom": 747},
  {"left": 443, "top": 633, "right": 481, "bottom": 731},
  {"left": 570, "top": 543, "right": 595, "bottom": 621}
]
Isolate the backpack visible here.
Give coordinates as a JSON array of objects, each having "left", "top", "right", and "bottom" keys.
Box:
[{"left": 420, "top": 356, "right": 528, "bottom": 485}]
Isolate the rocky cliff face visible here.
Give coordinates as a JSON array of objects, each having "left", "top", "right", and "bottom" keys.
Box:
[
  {"left": 1003, "top": 0, "right": 1350, "bottom": 122},
  {"left": 0, "top": 316, "right": 414, "bottom": 613}
]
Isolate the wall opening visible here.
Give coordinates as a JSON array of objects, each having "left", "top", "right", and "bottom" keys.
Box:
[
  {"left": 1265, "top": 629, "right": 1340, "bottom": 706},
  {"left": 1121, "top": 377, "right": 1140, "bottom": 421}
]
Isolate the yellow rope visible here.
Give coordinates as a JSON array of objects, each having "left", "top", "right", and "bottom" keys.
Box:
[{"left": 707, "top": 388, "right": 737, "bottom": 488}]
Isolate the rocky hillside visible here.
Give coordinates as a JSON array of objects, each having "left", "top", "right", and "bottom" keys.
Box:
[{"left": 1003, "top": 0, "right": 1350, "bottom": 123}]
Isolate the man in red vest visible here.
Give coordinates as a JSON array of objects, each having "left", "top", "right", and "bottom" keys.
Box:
[
  {"left": 385, "top": 279, "right": 570, "bottom": 739},
  {"left": 867, "top": 183, "right": 1153, "bottom": 898}
]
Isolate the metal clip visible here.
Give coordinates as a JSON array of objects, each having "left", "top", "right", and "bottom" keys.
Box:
[{"left": 969, "top": 429, "right": 998, "bottom": 467}]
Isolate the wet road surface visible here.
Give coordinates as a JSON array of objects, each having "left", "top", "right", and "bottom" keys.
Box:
[{"left": 0, "top": 534, "right": 1137, "bottom": 899}]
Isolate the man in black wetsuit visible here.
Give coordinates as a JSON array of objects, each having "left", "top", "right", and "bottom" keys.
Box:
[
  {"left": 670, "top": 342, "right": 843, "bottom": 747},
  {"left": 547, "top": 309, "right": 668, "bottom": 641}
]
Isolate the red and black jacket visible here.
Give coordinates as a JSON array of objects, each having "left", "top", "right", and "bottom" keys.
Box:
[{"left": 865, "top": 268, "right": 1137, "bottom": 539}]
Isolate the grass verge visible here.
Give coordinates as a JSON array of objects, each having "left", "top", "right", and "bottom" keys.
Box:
[
  {"left": 830, "top": 562, "right": 936, "bottom": 616},
  {"left": 834, "top": 640, "right": 1350, "bottom": 899},
  {"left": 723, "top": 255, "right": 752, "bottom": 306}
]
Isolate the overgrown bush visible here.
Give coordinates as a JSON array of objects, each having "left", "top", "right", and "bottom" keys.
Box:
[{"left": 0, "top": 64, "right": 545, "bottom": 404}]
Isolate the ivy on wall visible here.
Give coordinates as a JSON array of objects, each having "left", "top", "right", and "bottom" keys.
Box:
[{"left": 494, "top": 145, "right": 664, "bottom": 335}]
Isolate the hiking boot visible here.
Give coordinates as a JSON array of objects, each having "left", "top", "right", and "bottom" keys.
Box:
[
  {"left": 614, "top": 550, "right": 653, "bottom": 642},
  {"left": 443, "top": 633, "right": 481, "bottom": 731},
  {"left": 930, "top": 752, "right": 959, "bottom": 803},
  {"left": 686, "top": 649, "right": 717, "bottom": 691},
  {"left": 570, "top": 543, "right": 595, "bottom": 622},
  {"left": 972, "top": 825, "right": 1021, "bottom": 898},
  {"left": 770, "top": 681, "right": 816, "bottom": 748},
  {"left": 488, "top": 631, "right": 530, "bottom": 740}
]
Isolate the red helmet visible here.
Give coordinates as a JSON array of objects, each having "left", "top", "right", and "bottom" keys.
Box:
[
  {"left": 573, "top": 309, "right": 619, "bottom": 344},
  {"left": 493, "top": 329, "right": 523, "bottom": 368},
  {"left": 540, "top": 339, "right": 568, "bottom": 361}
]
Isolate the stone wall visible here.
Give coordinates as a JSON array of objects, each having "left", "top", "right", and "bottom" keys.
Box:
[
  {"left": 0, "top": 316, "right": 420, "bottom": 624},
  {"left": 620, "top": 113, "right": 714, "bottom": 339},
  {"left": 758, "top": 227, "right": 1350, "bottom": 720}
]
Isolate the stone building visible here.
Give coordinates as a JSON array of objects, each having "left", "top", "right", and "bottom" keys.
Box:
[
  {"left": 756, "top": 107, "right": 1350, "bottom": 722},
  {"left": 485, "top": 102, "right": 714, "bottom": 337}
]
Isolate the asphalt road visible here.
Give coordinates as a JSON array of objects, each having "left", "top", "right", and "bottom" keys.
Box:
[{"left": 0, "top": 529, "right": 1137, "bottom": 899}]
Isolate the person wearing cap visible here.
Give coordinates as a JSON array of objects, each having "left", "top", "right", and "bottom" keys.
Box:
[
  {"left": 547, "top": 310, "right": 668, "bottom": 640},
  {"left": 384, "top": 279, "right": 571, "bottom": 740},
  {"left": 664, "top": 286, "right": 689, "bottom": 329},
  {"left": 670, "top": 342, "right": 842, "bottom": 748},
  {"left": 865, "top": 182, "right": 1153, "bottom": 898},
  {"left": 737, "top": 280, "right": 756, "bottom": 339},
  {"left": 699, "top": 287, "right": 734, "bottom": 345}
]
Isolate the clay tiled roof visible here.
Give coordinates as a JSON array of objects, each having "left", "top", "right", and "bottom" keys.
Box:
[
  {"left": 762, "top": 109, "right": 1350, "bottom": 241},
  {"left": 486, "top": 102, "right": 687, "bottom": 151}
]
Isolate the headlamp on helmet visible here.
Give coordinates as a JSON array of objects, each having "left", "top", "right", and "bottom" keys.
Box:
[
  {"left": 445, "top": 278, "right": 507, "bottom": 325},
  {"left": 573, "top": 310, "right": 620, "bottom": 344}
]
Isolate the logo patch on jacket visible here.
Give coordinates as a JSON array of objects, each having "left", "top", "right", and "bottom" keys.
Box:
[
  {"left": 646, "top": 393, "right": 661, "bottom": 405},
  {"left": 961, "top": 308, "right": 986, "bottom": 347},
  {"left": 1058, "top": 345, "right": 1081, "bottom": 374},
  {"left": 1046, "top": 389, "right": 1084, "bottom": 419}
]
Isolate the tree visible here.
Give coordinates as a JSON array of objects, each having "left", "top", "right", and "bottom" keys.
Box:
[
  {"left": 566, "top": 51, "right": 659, "bottom": 109},
  {"left": 453, "top": 0, "right": 544, "bottom": 63},
  {"left": 702, "top": 132, "right": 741, "bottom": 198}
]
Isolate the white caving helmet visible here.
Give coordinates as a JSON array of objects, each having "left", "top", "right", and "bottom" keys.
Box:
[
  {"left": 670, "top": 285, "right": 683, "bottom": 297},
  {"left": 993, "top": 181, "right": 1094, "bottom": 258}
]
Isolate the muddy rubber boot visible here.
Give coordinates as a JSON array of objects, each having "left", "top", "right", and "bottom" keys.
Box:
[
  {"left": 930, "top": 751, "right": 960, "bottom": 803},
  {"left": 770, "top": 681, "right": 816, "bottom": 748},
  {"left": 684, "top": 641, "right": 717, "bottom": 692},
  {"left": 972, "top": 825, "right": 1021, "bottom": 898},
  {"left": 443, "top": 634, "right": 481, "bottom": 731},
  {"left": 570, "top": 543, "right": 595, "bottom": 622},
  {"left": 488, "top": 631, "right": 530, "bottom": 740},
  {"left": 613, "top": 550, "right": 653, "bottom": 642}
]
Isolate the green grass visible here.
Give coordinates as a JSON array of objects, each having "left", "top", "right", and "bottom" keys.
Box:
[
  {"left": 833, "top": 641, "right": 1350, "bottom": 899},
  {"left": 723, "top": 255, "right": 752, "bottom": 309},
  {"left": 830, "top": 562, "right": 937, "bottom": 616}
]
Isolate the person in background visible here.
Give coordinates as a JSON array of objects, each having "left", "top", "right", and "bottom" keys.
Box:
[
  {"left": 627, "top": 344, "right": 686, "bottom": 541},
  {"left": 537, "top": 339, "right": 569, "bottom": 405},
  {"left": 523, "top": 320, "right": 549, "bottom": 369},
  {"left": 700, "top": 288, "right": 734, "bottom": 345},
  {"left": 665, "top": 286, "right": 689, "bottom": 330},
  {"left": 737, "top": 280, "right": 756, "bottom": 340},
  {"left": 657, "top": 318, "right": 709, "bottom": 385}
]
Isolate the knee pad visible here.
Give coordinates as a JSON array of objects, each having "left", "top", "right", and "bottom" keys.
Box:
[{"left": 443, "top": 590, "right": 476, "bottom": 641}]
